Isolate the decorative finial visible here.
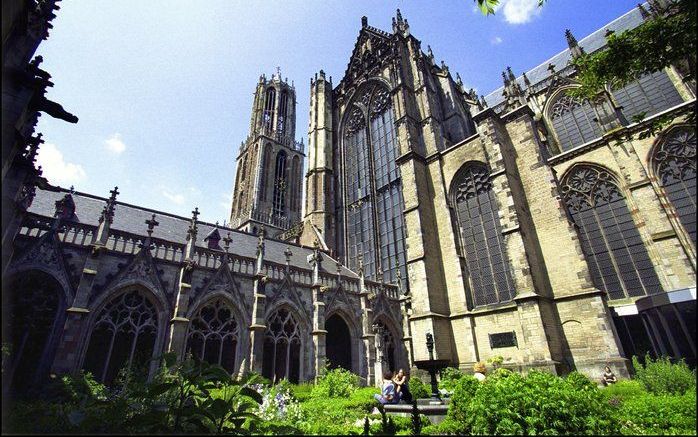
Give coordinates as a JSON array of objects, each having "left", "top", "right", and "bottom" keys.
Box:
[
  {"left": 191, "top": 207, "right": 199, "bottom": 222},
  {"left": 480, "top": 95, "right": 488, "bottom": 108},
  {"left": 523, "top": 71, "right": 531, "bottom": 87},
  {"left": 145, "top": 214, "right": 159, "bottom": 237},
  {"left": 361, "top": 16, "right": 368, "bottom": 27},
  {"left": 547, "top": 63, "right": 556, "bottom": 74},
  {"left": 69, "top": 185, "right": 75, "bottom": 194},
  {"left": 565, "top": 29, "right": 577, "bottom": 47},
  {"left": 637, "top": 3, "right": 651, "bottom": 19},
  {"left": 427, "top": 45, "right": 434, "bottom": 58},
  {"left": 396, "top": 8, "right": 403, "bottom": 23},
  {"left": 507, "top": 66, "right": 516, "bottom": 81},
  {"left": 456, "top": 72, "right": 463, "bottom": 87}
]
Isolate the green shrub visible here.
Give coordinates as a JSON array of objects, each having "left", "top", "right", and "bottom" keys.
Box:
[
  {"left": 617, "top": 390, "right": 697, "bottom": 435},
  {"left": 565, "top": 371, "right": 597, "bottom": 392},
  {"left": 445, "top": 369, "right": 620, "bottom": 435},
  {"left": 438, "top": 367, "right": 464, "bottom": 392},
  {"left": 311, "top": 367, "right": 360, "bottom": 398},
  {"left": 444, "top": 375, "right": 479, "bottom": 427},
  {"left": 601, "top": 379, "right": 647, "bottom": 402},
  {"left": 289, "top": 382, "right": 315, "bottom": 402},
  {"left": 632, "top": 354, "right": 696, "bottom": 395},
  {"left": 408, "top": 377, "right": 430, "bottom": 400},
  {"left": 299, "top": 386, "right": 379, "bottom": 435}
]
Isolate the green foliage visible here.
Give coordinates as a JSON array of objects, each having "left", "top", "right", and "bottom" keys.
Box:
[
  {"left": 438, "top": 367, "right": 464, "bottom": 392},
  {"left": 298, "top": 386, "right": 379, "bottom": 435},
  {"left": 444, "top": 375, "right": 479, "bottom": 427},
  {"left": 565, "top": 371, "right": 597, "bottom": 392},
  {"left": 289, "top": 381, "right": 315, "bottom": 402},
  {"left": 601, "top": 379, "right": 648, "bottom": 402},
  {"left": 311, "top": 366, "right": 360, "bottom": 398},
  {"left": 615, "top": 390, "right": 697, "bottom": 435},
  {"left": 445, "top": 369, "right": 620, "bottom": 435},
  {"left": 408, "top": 377, "right": 429, "bottom": 400},
  {"left": 632, "top": 354, "right": 696, "bottom": 395},
  {"left": 486, "top": 355, "right": 504, "bottom": 368},
  {"left": 571, "top": 0, "right": 696, "bottom": 100}
]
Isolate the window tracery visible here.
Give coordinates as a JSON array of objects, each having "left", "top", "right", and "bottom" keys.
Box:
[
  {"left": 560, "top": 165, "right": 663, "bottom": 300},
  {"left": 262, "top": 308, "right": 301, "bottom": 383},
  {"left": 342, "top": 82, "right": 407, "bottom": 284},
  {"left": 452, "top": 163, "right": 515, "bottom": 307},
  {"left": 83, "top": 290, "right": 158, "bottom": 384},
  {"left": 652, "top": 126, "right": 696, "bottom": 246},
  {"left": 186, "top": 299, "right": 240, "bottom": 374},
  {"left": 549, "top": 92, "right": 602, "bottom": 152}
]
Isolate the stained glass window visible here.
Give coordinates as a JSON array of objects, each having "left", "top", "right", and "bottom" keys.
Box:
[
  {"left": 561, "top": 165, "right": 663, "bottom": 300},
  {"left": 342, "top": 83, "right": 407, "bottom": 283},
  {"left": 651, "top": 126, "right": 697, "bottom": 246},
  {"left": 452, "top": 163, "right": 516, "bottom": 307},
  {"left": 549, "top": 94, "right": 603, "bottom": 152}
]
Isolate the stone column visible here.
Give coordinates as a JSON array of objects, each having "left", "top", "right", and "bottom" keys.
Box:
[
  {"left": 248, "top": 228, "right": 268, "bottom": 374},
  {"left": 308, "top": 242, "right": 327, "bottom": 381},
  {"left": 167, "top": 208, "right": 199, "bottom": 360},
  {"left": 358, "top": 259, "right": 376, "bottom": 386},
  {"left": 51, "top": 188, "right": 119, "bottom": 375}
]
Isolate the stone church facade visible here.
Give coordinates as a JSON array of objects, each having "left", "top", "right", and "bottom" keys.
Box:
[{"left": 2, "top": 1, "right": 695, "bottom": 395}]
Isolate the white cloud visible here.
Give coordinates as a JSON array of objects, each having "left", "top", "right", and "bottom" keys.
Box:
[
  {"left": 36, "top": 142, "right": 87, "bottom": 187},
  {"left": 494, "top": 0, "right": 541, "bottom": 24},
  {"left": 104, "top": 133, "right": 126, "bottom": 154},
  {"left": 491, "top": 36, "right": 503, "bottom": 45},
  {"left": 162, "top": 189, "right": 185, "bottom": 205}
]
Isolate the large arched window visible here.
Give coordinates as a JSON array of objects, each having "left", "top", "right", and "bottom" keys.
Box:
[
  {"left": 83, "top": 289, "right": 159, "bottom": 385},
  {"left": 2, "top": 271, "right": 64, "bottom": 394},
  {"left": 549, "top": 93, "right": 603, "bottom": 152},
  {"left": 273, "top": 151, "right": 287, "bottom": 217},
  {"left": 613, "top": 70, "right": 684, "bottom": 122},
  {"left": 561, "top": 165, "right": 663, "bottom": 300},
  {"left": 651, "top": 126, "right": 696, "bottom": 247},
  {"left": 342, "top": 82, "right": 407, "bottom": 283},
  {"left": 186, "top": 299, "right": 240, "bottom": 374},
  {"left": 451, "top": 163, "right": 516, "bottom": 307},
  {"left": 259, "top": 144, "right": 272, "bottom": 201},
  {"left": 262, "top": 308, "right": 301, "bottom": 383}
]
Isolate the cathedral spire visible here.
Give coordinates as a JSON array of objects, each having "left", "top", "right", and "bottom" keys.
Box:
[{"left": 565, "top": 29, "right": 585, "bottom": 59}]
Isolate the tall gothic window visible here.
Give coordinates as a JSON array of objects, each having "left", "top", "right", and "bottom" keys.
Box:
[
  {"left": 262, "top": 308, "right": 301, "bottom": 383},
  {"left": 2, "top": 271, "right": 64, "bottom": 394},
  {"left": 561, "top": 165, "right": 663, "bottom": 300},
  {"left": 260, "top": 144, "right": 272, "bottom": 201},
  {"left": 186, "top": 299, "right": 240, "bottom": 374},
  {"left": 549, "top": 93, "right": 603, "bottom": 152},
  {"left": 273, "top": 151, "right": 287, "bottom": 217},
  {"left": 613, "top": 70, "right": 684, "bottom": 122},
  {"left": 264, "top": 88, "right": 276, "bottom": 133},
  {"left": 452, "top": 163, "right": 516, "bottom": 307},
  {"left": 83, "top": 289, "right": 159, "bottom": 385},
  {"left": 278, "top": 91, "right": 288, "bottom": 135},
  {"left": 342, "top": 83, "right": 407, "bottom": 283},
  {"left": 651, "top": 126, "right": 696, "bottom": 246}
]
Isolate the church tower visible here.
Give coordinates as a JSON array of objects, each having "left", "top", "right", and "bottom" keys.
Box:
[{"left": 229, "top": 70, "right": 305, "bottom": 235}]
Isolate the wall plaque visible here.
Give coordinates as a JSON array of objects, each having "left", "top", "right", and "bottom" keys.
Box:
[{"left": 489, "top": 331, "right": 517, "bottom": 349}]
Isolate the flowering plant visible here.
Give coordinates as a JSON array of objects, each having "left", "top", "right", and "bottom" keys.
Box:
[{"left": 251, "top": 381, "right": 303, "bottom": 423}]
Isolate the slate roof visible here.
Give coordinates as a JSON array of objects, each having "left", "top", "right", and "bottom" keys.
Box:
[
  {"left": 482, "top": 5, "right": 646, "bottom": 108},
  {"left": 27, "top": 188, "right": 358, "bottom": 278}
]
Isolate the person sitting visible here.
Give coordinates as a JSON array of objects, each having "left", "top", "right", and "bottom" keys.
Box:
[
  {"left": 374, "top": 370, "right": 399, "bottom": 405},
  {"left": 601, "top": 365, "right": 617, "bottom": 386},
  {"left": 393, "top": 368, "right": 413, "bottom": 403},
  {"left": 473, "top": 362, "right": 487, "bottom": 382}
]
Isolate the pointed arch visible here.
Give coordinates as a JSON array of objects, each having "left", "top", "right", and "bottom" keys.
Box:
[
  {"left": 340, "top": 79, "right": 407, "bottom": 284},
  {"left": 262, "top": 305, "right": 306, "bottom": 383},
  {"left": 185, "top": 294, "right": 244, "bottom": 375},
  {"left": 81, "top": 284, "right": 168, "bottom": 385},
  {"left": 264, "top": 87, "right": 276, "bottom": 133},
  {"left": 648, "top": 125, "right": 697, "bottom": 248},
  {"left": 559, "top": 163, "right": 663, "bottom": 300},
  {"left": 272, "top": 150, "right": 288, "bottom": 217},
  {"left": 448, "top": 161, "right": 516, "bottom": 308},
  {"left": 544, "top": 86, "right": 602, "bottom": 153},
  {"left": 2, "top": 270, "right": 68, "bottom": 395},
  {"left": 325, "top": 306, "right": 361, "bottom": 373}
]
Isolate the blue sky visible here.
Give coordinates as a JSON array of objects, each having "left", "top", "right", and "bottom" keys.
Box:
[{"left": 35, "top": 0, "right": 639, "bottom": 224}]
